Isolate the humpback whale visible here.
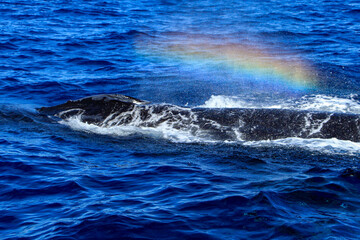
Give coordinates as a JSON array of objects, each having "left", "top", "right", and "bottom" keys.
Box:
[{"left": 37, "top": 94, "right": 360, "bottom": 142}]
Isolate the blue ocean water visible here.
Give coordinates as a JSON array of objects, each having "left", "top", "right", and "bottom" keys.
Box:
[{"left": 1, "top": 0, "right": 360, "bottom": 239}]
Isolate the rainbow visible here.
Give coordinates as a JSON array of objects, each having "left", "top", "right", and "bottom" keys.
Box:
[{"left": 135, "top": 34, "right": 318, "bottom": 91}]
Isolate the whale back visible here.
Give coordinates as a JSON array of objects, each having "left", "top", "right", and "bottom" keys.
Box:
[
  {"left": 37, "top": 94, "right": 149, "bottom": 123},
  {"left": 37, "top": 94, "right": 360, "bottom": 142}
]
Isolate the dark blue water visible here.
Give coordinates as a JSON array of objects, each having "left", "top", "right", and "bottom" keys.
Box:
[{"left": 1, "top": 0, "right": 360, "bottom": 239}]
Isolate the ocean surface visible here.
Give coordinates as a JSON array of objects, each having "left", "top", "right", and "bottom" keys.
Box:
[{"left": 1, "top": 0, "right": 360, "bottom": 239}]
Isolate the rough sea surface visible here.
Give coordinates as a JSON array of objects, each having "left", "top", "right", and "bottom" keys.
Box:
[{"left": 1, "top": 0, "right": 360, "bottom": 239}]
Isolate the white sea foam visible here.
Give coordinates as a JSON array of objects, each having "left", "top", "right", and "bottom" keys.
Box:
[
  {"left": 198, "top": 94, "right": 360, "bottom": 114},
  {"left": 296, "top": 94, "right": 360, "bottom": 113},
  {"left": 60, "top": 115, "right": 210, "bottom": 143},
  {"left": 197, "top": 95, "right": 282, "bottom": 109},
  {"left": 244, "top": 137, "right": 360, "bottom": 155}
]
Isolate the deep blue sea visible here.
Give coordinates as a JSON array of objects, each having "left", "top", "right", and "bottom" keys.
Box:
[{"left": 1, "top": 0, "right": 360, "bottom": 239}]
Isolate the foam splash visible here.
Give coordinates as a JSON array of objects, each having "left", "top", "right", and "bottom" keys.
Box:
[
  {"left": 244, "top": 138, "right": 360, "bottom": 155},
  {"left": 135, "top": 34, "right": 318, "bottom": 91},
  {"left": 198, "top": 94, "right": 360, "bottom": 114},
  {"left": 197, "top": 95, "right": 283, "bottom": 109},
  {"left": 297, "top": 95, "right": 360, "bottom": 113},
  {"left": 60, "top": 114, "right": 210, "bottom": 143}
]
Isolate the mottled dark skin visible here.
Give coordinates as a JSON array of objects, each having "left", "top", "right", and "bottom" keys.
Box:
[
  {"left": 38, "top": 94, "right": 360, "bottom": 142},
  {"left": 37, "top": 94, "right": 143, "bottom": 124},
  {"left": 195, "top": 108, "right": 360, "bottom": 141}
]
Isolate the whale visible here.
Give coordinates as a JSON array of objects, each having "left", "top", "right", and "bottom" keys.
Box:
[{"left": 37, "top": 94, "right": 360, "bottom": 142}]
